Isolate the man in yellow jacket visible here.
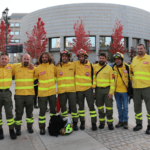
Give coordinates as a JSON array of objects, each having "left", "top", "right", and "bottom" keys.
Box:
[
  {"left": 13, "top": 53, "right": 35, "bottom": 136},
  {"left": 0, "top": 53, "right": 17, "bottom": 140},
  {"left": 74, "top": 49, "right": 97, "bottom": 131},
  {"left": 113, "top": 52, "right": 130, "bottom": 129},
  {"left": 93, "top": 53, "right": 115, "bottom": 130},
  {"left": 34, "top": 52, "right": 56, "bottom": 135},
  {"left": 130, "top": 43, "right": 150, "bottom": 134},
  {"left": 55, "top": 50, "right": 78, "bottom": 131}
]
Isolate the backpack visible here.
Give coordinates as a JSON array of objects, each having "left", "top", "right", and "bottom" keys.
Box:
[{"left": 48, "top": 115, "right": 66, "bottom": 137}]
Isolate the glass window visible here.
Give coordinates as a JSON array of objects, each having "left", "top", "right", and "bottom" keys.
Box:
[
  {"left": 15, "top": 39, "right": 19, "bottom": 43},
  {"left": 144, "top": 40, "right": 149, "bottom": 50},
  {"left": 89, "top": 37, "right": 95, "bottom": 47},
  {"left": 10, "top": 23, "right": 14, "bottom": 27},
  {"left": 51, "top": 38, "right": 60, "bottom": 48},
  {"left": 11, "top": 40, "right": 14, "bottom": 43},
  {"left": 10, "top": 31, "right": 14, "bottom": 35},
  {"left": 132, "top": 38, "right": 140, "bottom": 49},
  {"left": 15, "top": 31, "right": 19, "bottom": 35},
  {"left": 65, "top": 36, "right": 95, "bottom": 48},
  {"left": 65, "top": 37, "right": 75, "bottom": 47},
  {"left": 15, "top": 23, "right": 20, "bottom": 27},
  {"left": 100, "top": 37, "right": 112, "bottom": 47}
]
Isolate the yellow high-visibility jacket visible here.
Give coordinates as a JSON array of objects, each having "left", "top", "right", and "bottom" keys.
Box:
[
  {"left": 13, "top": 63, "right": 35, "bottom": 95},
  {"left": 130, "top": 53, "right": 150, "bottom": 88},
  {"left": 0, "top": 63, "right": 18, "bottom": 89},
  {"left": 34, "top": 63, "right": 56, "bottom": 97},
  {"left": 55, "top": 62, "right": 76, "bottom": 94},
  {"left": 74, "top": 60, "right": 94, "bottom": 92},
  {"left": 113, "top": 62, "right": 129, "bottom": 92},
  {"left": 93, "top": 64, "right": 115, "bottom": 95}
]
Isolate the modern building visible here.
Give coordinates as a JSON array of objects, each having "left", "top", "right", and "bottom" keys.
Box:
[
  {"left": 20, "top": 3, "right": 150, "bottom": 63},
  {"left": 9, "top": 13, "right": 28, "bottom": 62}
]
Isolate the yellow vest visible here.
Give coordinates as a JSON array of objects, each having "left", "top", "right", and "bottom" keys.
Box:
[
  {"left": 130, "top": 53, "right": 150, "bottom": 88},
  {"left": 74, "top": 60, "right": 93, "bottom": 92},
  {"left": 113, "top": 62, "right": 129, "bottom": 92},
  {"left": 55, "top": 62, "right": 76, "bottom": 94},
  {"left": 34, "top": 63, "right": 56, "bottom": 97},
  {"left": 0, "top": 63, "right": 18, "bottom": 89},
  {"left": 13, "top": 63, "right": 35, "bottom": 95},
  {"left": 93, "top": 64, "right": 115, "bottom": 95}
]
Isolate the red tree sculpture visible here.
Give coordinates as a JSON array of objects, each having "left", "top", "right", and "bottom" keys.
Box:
[
  {"left": 0, "top": 20, "right": 13, "bottom": 53},
  {"left": 24, "top": 18, "right": 48, "bottom": 59},
  {"left": 110, "top": 19, "right": 125, "bottom": 54},
  {"left": 70, "top": 18, "right": 92, "bottom": 55}
]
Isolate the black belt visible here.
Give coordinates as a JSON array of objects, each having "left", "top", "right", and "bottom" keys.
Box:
[
  {"left": 99, "top": 86, "right": 110, "bottom": 89},
  {"left": 0, "top": 89, "right": 10, "bottom": 92}
]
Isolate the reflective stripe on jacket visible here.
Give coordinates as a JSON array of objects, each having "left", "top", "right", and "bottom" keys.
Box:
[
  {"left": 13, "top": 63, "right": 35, "bottom": 95},
  {"left": 34, "top": 63, "right": 56, "bottom": 97},
  {"left": 0, "top": 63, "right": 18, "bottom": 89},
  {"left": 74, "top": 60, "right": 93, "bottom": 92},
  {"left": 55, "top": 62, "right": 76, "bottom": 94},
  {"left": 130, "top": 54, "right": 150, "bottom": 88},
  {"left": 93, "top": 64, "right": 115, "bottom": 94}
]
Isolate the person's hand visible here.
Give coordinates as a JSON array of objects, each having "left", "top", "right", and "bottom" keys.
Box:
[
  {"left": 107, "top": 93, "right": 112, "bottom": 100},
  {"left": 55, "top": 62, "right": 60, "bottom": 66},
  {"left": 29, "top": 63, "right": 34, "bottom": 69}
]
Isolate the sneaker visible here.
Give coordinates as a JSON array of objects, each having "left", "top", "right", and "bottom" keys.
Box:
[
  {"left": 123, "top": 122, "right": 128, "bottom": 129},
  {"left": 115, "top": 122, "right": 123, "bottom": 128}
]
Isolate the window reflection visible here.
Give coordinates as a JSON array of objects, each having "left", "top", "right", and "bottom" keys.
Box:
[
  {"left": 100, "top": 37, "right": 111, "bottom": 47},
  {"left": 51, "top": 38, "right": 60, "bottom": 48}
]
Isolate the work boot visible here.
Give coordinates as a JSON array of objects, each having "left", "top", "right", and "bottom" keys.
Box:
[
  {"left": 80, "top": 121, "right": 85, "bottom": 130},
  {"left": 40, "top": 127, "right": 45, "bottom": 135},
  {"left": 16, "top": 129, "right": 21, "bottom": 136},
  {"left": 73, "top": 122, "right": 78, "bottom": 131},
  {"left": 133, "top": 124, "right": 142, "bottom": 131},
  {"left": 92, "top": 123, "right": 97, "bottom": 131},
  {"left": 146, "top": 125, "right": 150, "bottom": 134},
  {"left": 0, "top": 128, "right": 4, "bottom": 140},
  {"left": 115, "top": 122, "right": 123, "bottom": 128},
  {"left": 9, "top": 129, "right": 17, "bottom": 140},
  {"left": 123, "top": 122, "right": 128, "bottom": 129},
  {"left": 108, "top": 124, "right": 114, "bottom": 130},
  {"left": 28, "top": 127, "right": 34, "bottom": 134},
  {"left": 99, "top": 123, "right": 105, "bottom": 129}
]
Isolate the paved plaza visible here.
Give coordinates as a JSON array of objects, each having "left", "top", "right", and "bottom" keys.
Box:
[{"left": 0, "top": 81, "right": 150, "bottom": 150}]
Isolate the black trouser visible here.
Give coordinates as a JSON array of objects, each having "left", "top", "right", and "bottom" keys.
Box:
[{"left": 34, "top": 85, "right": 38, "bottom": 106}]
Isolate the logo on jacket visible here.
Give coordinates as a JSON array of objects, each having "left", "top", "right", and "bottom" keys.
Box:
[
  {"left": 6, "top": 66, "right": 11, "bottom": 69},
  {"left": 59, "top": 71, "right": 63, "bottom": 76},
  {"left": 85, "top": 65, "right": 90, "bottom": 69},
  {"left": 143, "top": 61, "right": 149, "bottom": 65},
  {"left": 124, "top": 70, "right": 128, "bottom": 74},
  {"left": 112, "top": 74, "right": 115, "bottom": 79},
  {"left": 85, "top": 72, "right": 89, "bottom": 76},
  {"left": 40, "top": 71, "right": 46, "bottom": 75}
]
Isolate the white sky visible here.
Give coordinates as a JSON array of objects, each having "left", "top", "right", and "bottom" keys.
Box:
[{"left": 0, "top": 0, "right": 150, "bottom": 15}]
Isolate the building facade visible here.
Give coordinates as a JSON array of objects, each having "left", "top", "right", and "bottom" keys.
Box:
[
  {"left": 9, "top": 13, "right": 28, "bottom": 62},
  {"left": 20, "top": 3, "right": 150, "bottom": 63}
]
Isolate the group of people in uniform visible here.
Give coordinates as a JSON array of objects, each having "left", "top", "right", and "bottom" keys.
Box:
[{"left": 0, "top": 42, "right": 150, "bottom": 140}]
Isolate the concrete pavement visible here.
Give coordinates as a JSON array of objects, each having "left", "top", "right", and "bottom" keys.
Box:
[{"left": 0, "top": 81, "right": 150, "bottom": 150}]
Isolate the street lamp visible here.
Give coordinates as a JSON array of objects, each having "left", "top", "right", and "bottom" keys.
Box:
[{"left": 2, "top": 7, "right": 10, "bottom": 51}]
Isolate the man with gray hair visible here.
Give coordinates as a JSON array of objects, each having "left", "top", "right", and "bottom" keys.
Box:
[
  {"left": 130, "top": 43, "right": 150, "bottom": 134},
  {"left": 13, "top": 53, "right": 35, "bottom": 136}
]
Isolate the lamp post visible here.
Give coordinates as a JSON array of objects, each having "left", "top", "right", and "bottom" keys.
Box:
[{"left": 2, "top": 7, "right": 10, "bottom": 52}]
